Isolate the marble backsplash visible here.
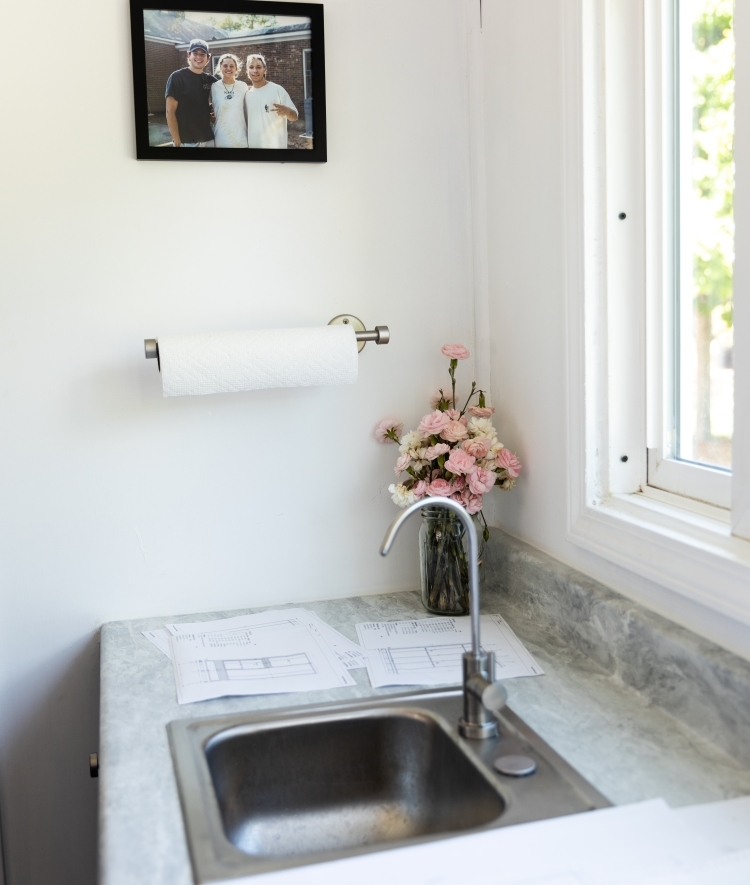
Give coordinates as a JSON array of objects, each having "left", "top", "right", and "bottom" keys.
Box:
[{"left": 484, "top": 528, "right": 750, "bottom": 768}]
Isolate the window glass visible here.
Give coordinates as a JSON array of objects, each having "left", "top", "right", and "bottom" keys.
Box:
[{"left": 677, "top": 0, "right": 734, "bottom": 469}]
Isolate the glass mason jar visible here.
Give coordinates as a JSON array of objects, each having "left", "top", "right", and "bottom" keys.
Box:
[{"left": 419, "top": 506, "right": 483, "bottom": 615}]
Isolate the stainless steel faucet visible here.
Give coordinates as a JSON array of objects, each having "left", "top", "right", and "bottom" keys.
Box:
[{"left": 380, "top": 497, "right": 507, "bottom": 739}]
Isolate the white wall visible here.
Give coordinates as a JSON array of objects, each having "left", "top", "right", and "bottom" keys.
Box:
[
  {"left": 481, "top": 0, "right": 750, "bottom": 660},
  {"left": 0, "top": 2, "right": 482, "bottom": 882}
]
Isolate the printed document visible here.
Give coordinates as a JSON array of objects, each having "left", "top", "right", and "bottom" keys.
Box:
[
  {"left": 303, "top": 611, "right": 368, "bottom": 670},
  {"left": 142, "top": 628, "right": 171, "bottom": 658},
  {"left": 355, "top": 614, "right": 543, "bottom": 688},
  {"left": 165, "top": 609, "right": 356, "bottom": 704},
  {"left": 143, "top": 609, "right": 367, "bottom": 671}
]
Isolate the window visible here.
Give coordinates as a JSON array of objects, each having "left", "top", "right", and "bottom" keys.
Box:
[
  {"left": 565, "top": 0, "right": 750, "bottom": 622},
  {"left": 676, "top": 1, "right": 734, "bottom": 471},
  {"left": 646, "top": 0, "right": 734, "bottom": 507}
]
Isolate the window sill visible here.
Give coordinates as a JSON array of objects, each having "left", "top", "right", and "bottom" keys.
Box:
[{"left": 568, "top": 489, "right": 750, "bottom": 626}]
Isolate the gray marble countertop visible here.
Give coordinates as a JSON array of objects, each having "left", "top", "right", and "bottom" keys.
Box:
[{"left": 99, "top": 588, "right": 750, "bottom": 885}]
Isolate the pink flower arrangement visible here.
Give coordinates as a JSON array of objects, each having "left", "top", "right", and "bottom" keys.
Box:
[{"left": 376, "top": 344, "right": 522, "bottom": 540}]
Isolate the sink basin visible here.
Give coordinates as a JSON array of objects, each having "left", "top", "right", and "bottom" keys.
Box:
[
  {"left": 207, "top": 709, "right": 505, "bottom": 858},
  {"left": 168, "top": 689, "right": 610, "bottom": 882}
]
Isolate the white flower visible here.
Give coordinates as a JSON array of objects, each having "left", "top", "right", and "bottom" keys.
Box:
[
  {"left": 399, "top": 431, "right": 425, "bottom": 455},
  {"left": 485, "top": 440, "right": 504, "bottom": 462},
  {"left": 388, "top": 482, "right": 417, "bottom": 508},
  {"left": 467, "top": 417, "right": 498, "bottom": 440}
]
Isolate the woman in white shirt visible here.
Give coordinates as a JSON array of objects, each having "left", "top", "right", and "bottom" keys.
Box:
[
  {"left": 244, "top": 54, "right": 298, "bottom": 149},
  {"left": 210, "top": 54, "right": 248, "bottom": 148}
]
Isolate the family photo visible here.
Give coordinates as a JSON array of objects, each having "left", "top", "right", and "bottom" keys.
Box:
[{"left": 130, "top": 2, "right": 326, "bottom": 161}]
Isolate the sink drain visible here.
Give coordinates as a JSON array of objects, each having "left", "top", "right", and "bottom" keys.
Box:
[{"left": 493, "top": 754, "right": 537, "bottom": 777}]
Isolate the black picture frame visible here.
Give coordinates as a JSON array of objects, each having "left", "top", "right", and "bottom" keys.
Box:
[{"left": 129, "top": 0, "right": 326, "bottom": 161}]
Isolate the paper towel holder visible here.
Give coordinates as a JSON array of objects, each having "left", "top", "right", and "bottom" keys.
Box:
[
  {"left": 327, "top": 315, "right": 390, "bottom": 353},
  {"left": 144, "top": 316, "right": 389, "bottom": 367}
]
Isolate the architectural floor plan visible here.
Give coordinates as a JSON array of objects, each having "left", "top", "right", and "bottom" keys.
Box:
[
  {"left": 356, "top": 614, "right": 544, "bottom": 688},
  {"left": 165, "top": 609, "right": 356, "bottom": 703},
  {"left": 178, "top": 652, "right": 316, "bottom": 686}
]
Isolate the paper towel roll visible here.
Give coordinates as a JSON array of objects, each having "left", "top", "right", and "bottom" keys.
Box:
[{"left": 158, "top": 325, "right": 358, "bottom": 397}]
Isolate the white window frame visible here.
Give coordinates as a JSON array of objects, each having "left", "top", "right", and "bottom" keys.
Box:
[{"left": 564, "top": 0, "right": 750, "bottom": 625}]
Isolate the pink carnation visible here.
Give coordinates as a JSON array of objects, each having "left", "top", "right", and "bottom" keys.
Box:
[
  {"left": 497, "top": 448, "right": 522, "bottom": 478},
  {"left": 452, "top": 476, "right": 466, "bottom": 492},
  {"left": 418, "top": 410, "right": 451, "bottom": 437},
  {"left": 468, "top": 466, "right": 497, "bottom": 495},
  {"left": 464, "top": 493, "right": 484, "bottom": 515},
  {"left": 374, "top": 418, "right": 403, "bottom": 443},
  {"left": 427, "top": 478, "right": 453, "bottom": 497},
  {"left": 429, "top": 391, "right": 453, "bottom": 409},
  {"left": 441, "top": 344, "right": 470, "bottom": 360},
  {"left": 444, "top": 449, "right": 476, "bottom": 475},
  {"left": 440, "top": 421, "right": 469, "bottom": 442},
  {"left": 468, "top": 406, "right": 496, "bottom": 418},
  {"left": 462, "top": 438, "right": 491, "bottom": 459},
  {"left": 445, "top": 409, "right": 468, "bottom": 425},
  {"left": 413, "top": 480, "right": 428, "bottom": 498},
  {"left": 425, "top": 443, "right": 451, "bottom": 460},
  {"left": 394, "top": 453, "right": 411, "bottom": 475}
]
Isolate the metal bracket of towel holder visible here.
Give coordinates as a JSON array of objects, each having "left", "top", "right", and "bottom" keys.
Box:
[
  {"left": 144, "top": 316, "right": 389, "bottom": 369},
  {"left": 327, "top": 314, "right": 390, "bottom": 352}
]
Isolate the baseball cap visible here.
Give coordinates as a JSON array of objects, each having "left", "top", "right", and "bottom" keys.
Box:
[{"left": 188, "top": 39, "right": 210, "bottom": 54}]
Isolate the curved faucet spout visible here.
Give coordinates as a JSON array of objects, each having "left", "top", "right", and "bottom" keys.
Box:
[{"left": 379, "top": 497, "right": 481, "bottom": 656}]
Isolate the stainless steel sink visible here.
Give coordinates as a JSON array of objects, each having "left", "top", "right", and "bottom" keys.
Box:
[{"left": 168, "top": 689, "right": 610, "bottom": 883}]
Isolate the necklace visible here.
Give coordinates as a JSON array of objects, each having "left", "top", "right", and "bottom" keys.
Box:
[{"left": 223, "top": 82, "right": 235, "bottom": 100}]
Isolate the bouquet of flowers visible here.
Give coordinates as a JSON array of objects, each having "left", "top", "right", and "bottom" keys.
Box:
[{"left": 375, "top": 344, "right": 521, "bottom": 613}]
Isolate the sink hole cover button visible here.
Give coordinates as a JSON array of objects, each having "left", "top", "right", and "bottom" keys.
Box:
[{"left": 493, "top": 755, "right": 537, "bottom": 777}]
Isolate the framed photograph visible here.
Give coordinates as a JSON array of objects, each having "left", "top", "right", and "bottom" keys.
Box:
[{"left": 129, "top": 0, "right": 326, "bottom": 161}]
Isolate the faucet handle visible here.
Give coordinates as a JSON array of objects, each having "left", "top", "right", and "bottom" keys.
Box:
[
  {"left": 473, "top": 676, "right": 508, "bottom": 712},
  {"left": 465, "top": 671, "right": 508, "bottom": 713}
]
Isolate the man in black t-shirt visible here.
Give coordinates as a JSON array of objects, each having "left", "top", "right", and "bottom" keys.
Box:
[{"left": 165, "top": 39, "right": 218, "bottom": 147}]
